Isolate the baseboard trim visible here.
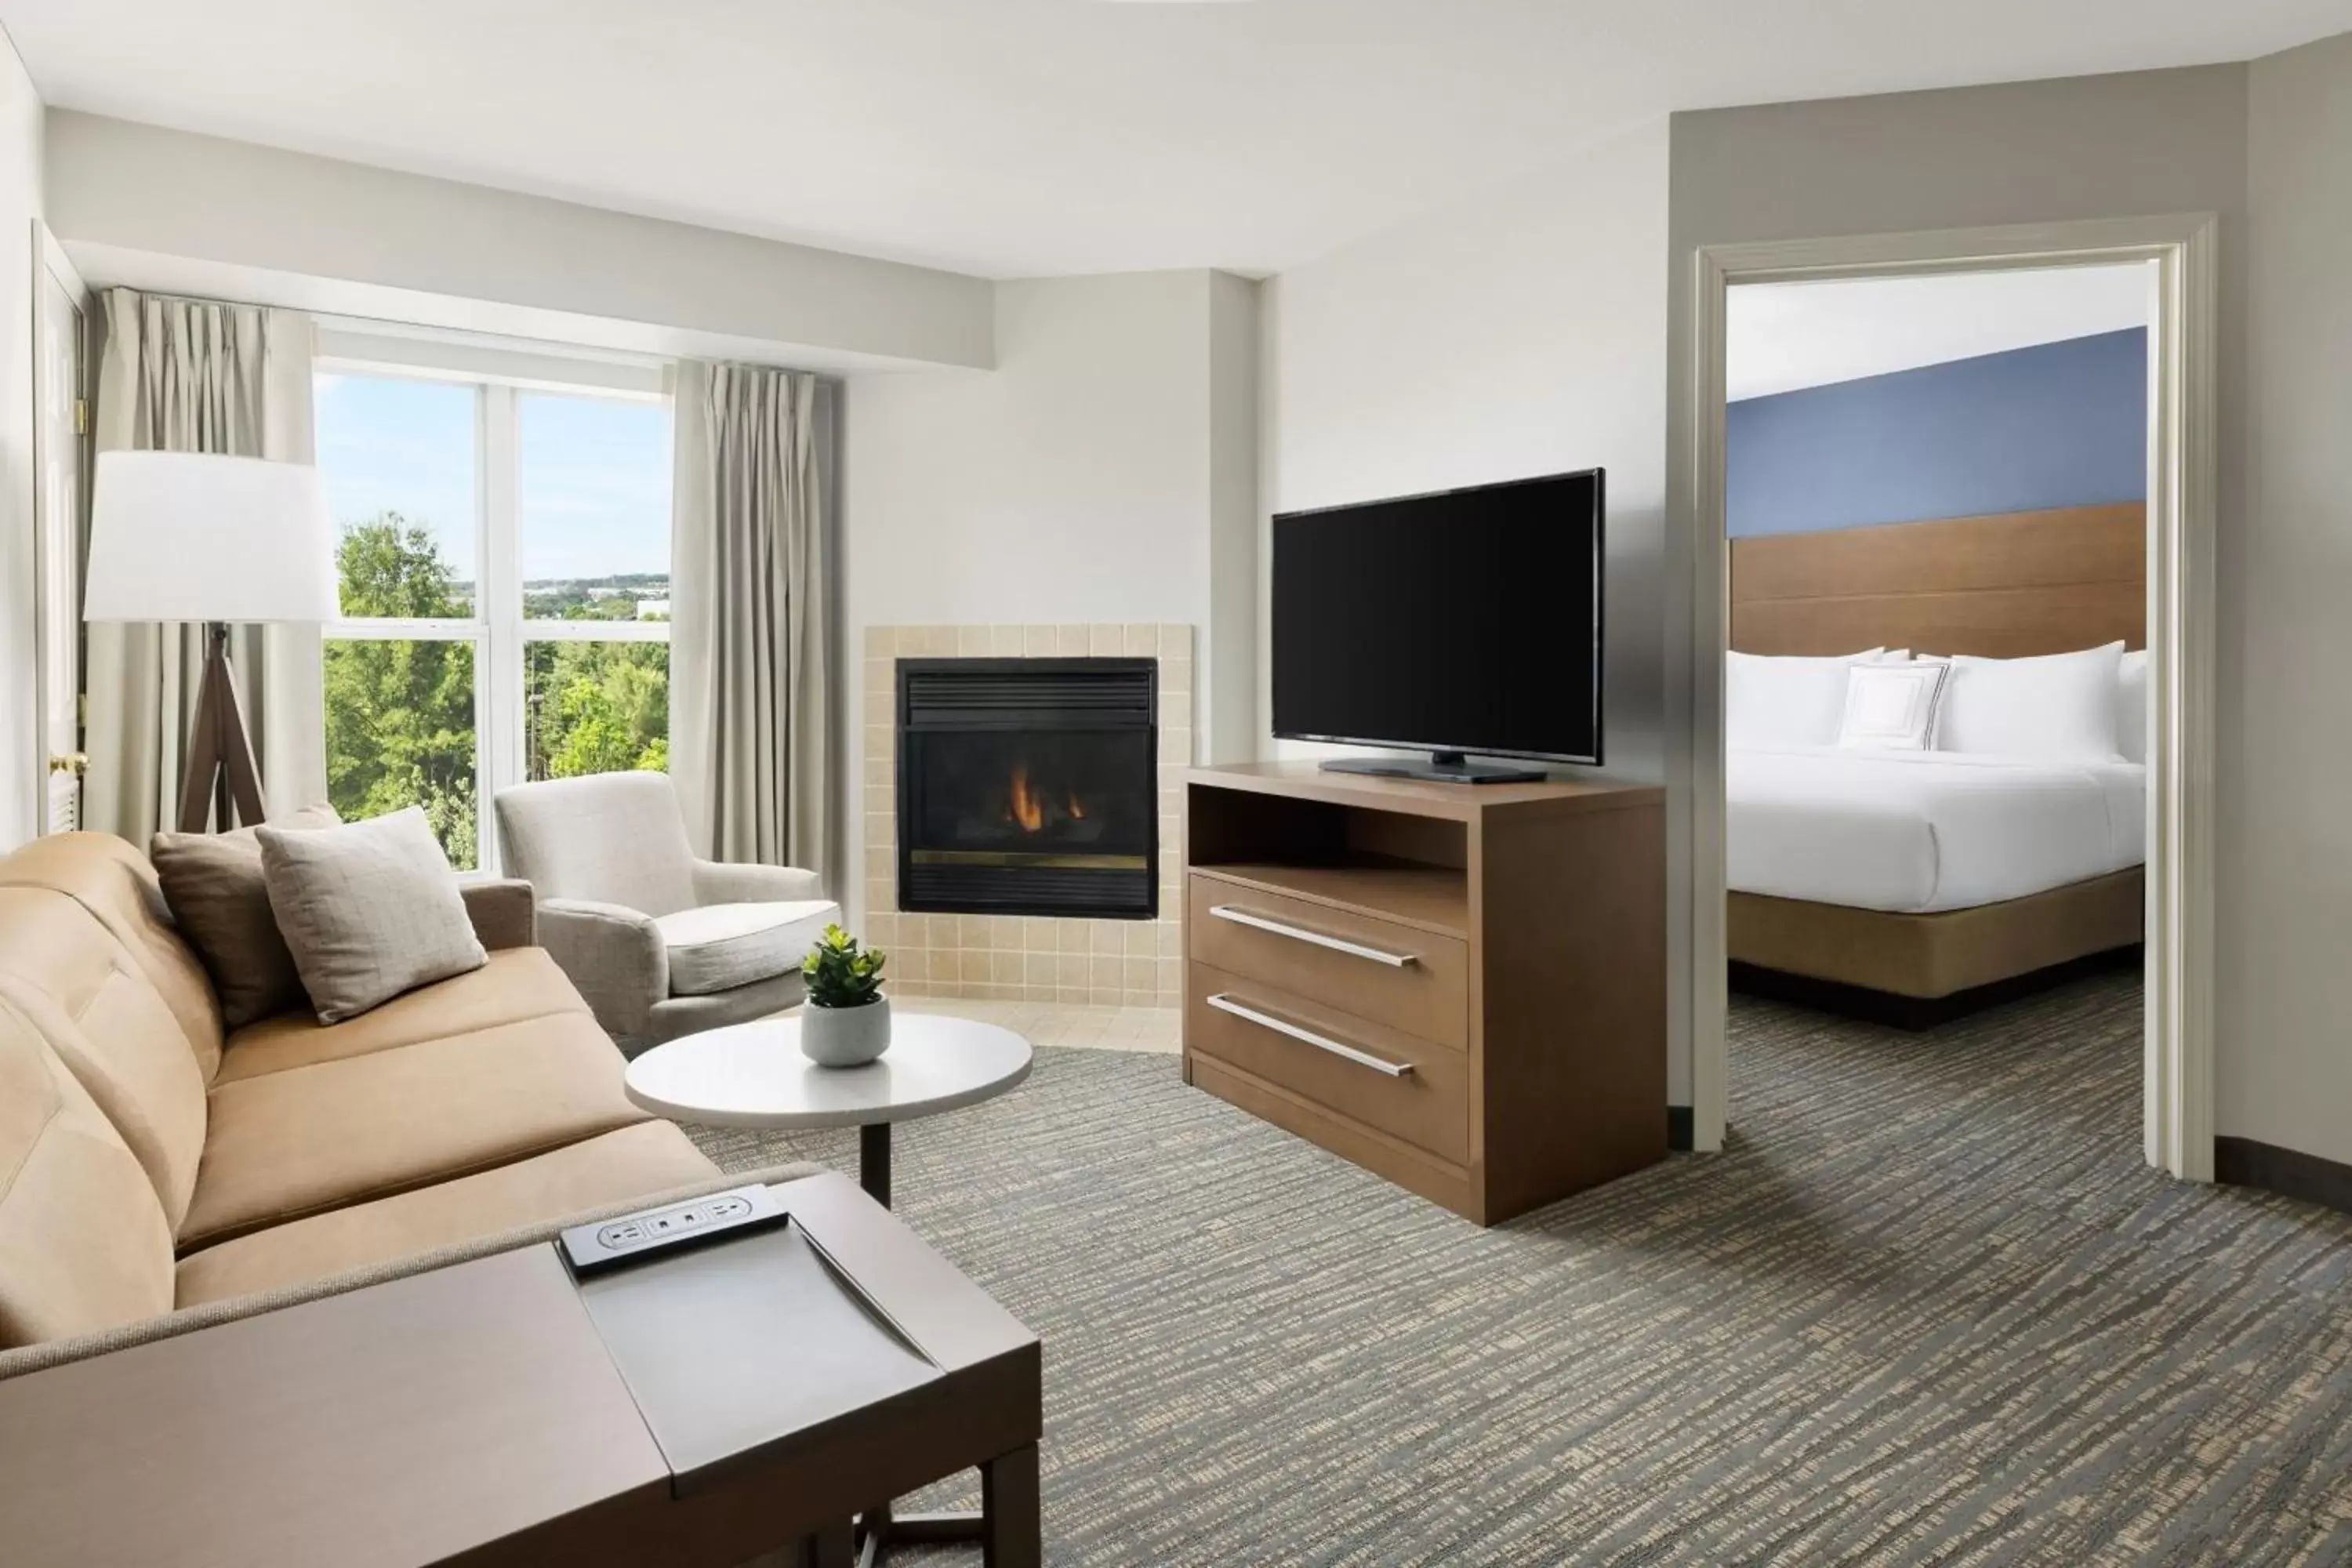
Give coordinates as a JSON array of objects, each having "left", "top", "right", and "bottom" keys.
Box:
[
  {"left": 2216, "top": 1136, "right": 2352, "bottom": 1218},
  {"left": 1668, "top": 1105, "right": 1694, "bottom": 1152}
]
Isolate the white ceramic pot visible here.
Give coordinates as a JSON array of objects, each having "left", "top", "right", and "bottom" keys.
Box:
[{"left": 800, "top": 995, "right": 891, "bottom": 1068}]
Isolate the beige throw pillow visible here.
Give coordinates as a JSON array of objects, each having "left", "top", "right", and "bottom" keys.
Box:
[
  {"left": 151, "top": 804, "right": 343, "bottom": 1030},
  {"left": 257, "top": 807, "right": 487, "bottom": 1024}
]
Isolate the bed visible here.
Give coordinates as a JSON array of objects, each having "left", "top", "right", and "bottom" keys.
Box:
[{"left": 1726, "top": 503, "right": 2147, "bottom": 1018}]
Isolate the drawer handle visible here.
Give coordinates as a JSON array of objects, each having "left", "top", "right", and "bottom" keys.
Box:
[
  {"left": 1209, "top": 905, "right": 1418, "bottom": 968},
  {"left": 1206, "top": 993, "right": 1414, "bottom": 1079}
]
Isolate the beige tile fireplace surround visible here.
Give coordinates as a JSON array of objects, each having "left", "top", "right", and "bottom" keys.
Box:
[{"left": 862, "top": 623, "right": 1193, "bottom": 1008}]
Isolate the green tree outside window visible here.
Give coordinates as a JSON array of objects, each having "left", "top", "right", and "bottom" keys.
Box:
[{"left": 325, "top": 513, "right": 668, "bottom": 869}]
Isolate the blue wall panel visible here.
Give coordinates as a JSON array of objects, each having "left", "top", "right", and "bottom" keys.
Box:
[{"left": 1726, "top": 328, "right": 2146, "bottom": 538}]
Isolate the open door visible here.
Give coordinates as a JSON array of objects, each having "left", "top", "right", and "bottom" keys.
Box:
[{"left": 33, "top": 230, "right": 89, "bottom": 833}]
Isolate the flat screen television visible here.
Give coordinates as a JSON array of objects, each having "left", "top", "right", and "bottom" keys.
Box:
[{"left": 1272, "top": 469, "right": 1603, "bottom": 782}]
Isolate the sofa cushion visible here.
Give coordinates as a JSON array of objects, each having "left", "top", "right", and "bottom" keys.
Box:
[
  {"left": 151, "top": 804, "right": 340, "bottom": 1030},
  {"left": 260, "top": 808, "right": 488, "bottom": 1023},
  {"left": 655, "top": 899, "right": 838, "bottom": 996},
  {"left": 0, "top": 970, "right": 209, "bottom": 1232},
  {"left": 180, "top": 1013, "right": 652, "bottom": 1250},
  {"left": 0, "top": 832, "right": 223, "bottom": 1082},
  {"left": 215, "top": 949, "right": 593, "bottom": 1084},
  {"left": 173, "top": 1122, "right": 720, "bottom": 1308},
  {"left": 0, "top": 991, "right": 176, "bottom": 1351}
]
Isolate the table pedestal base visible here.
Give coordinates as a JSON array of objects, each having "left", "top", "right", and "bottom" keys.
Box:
[
  {"left": 848, "top": 1130, "right": 1039, "bottom": 1566},
  {"left": 855, "top": 1508, "right": 982, "bottom": 1566},
  {"left": 851, "top": 1444, "right": 1039, "bottom": 1567},
  {"left": 860, "top": 1121, "right": 891, "bottom": 1208}
]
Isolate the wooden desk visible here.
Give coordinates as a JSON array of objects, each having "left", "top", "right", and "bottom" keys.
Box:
[{"left": 0, "top": 1173, "right": 1040, "bottom": 1568}]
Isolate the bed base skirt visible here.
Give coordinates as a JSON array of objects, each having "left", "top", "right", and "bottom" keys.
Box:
[
  {"left": 1728, "top": 868, "right": 2145, "bottom": 1026},
  {"left": 1730, "top": 948, "right": 2140, "bottom": 1031}
]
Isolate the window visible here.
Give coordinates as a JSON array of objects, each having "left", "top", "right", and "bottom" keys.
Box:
[
  {"left": 317, "top": 352, "right": 672, "bottom": 871},
  {"left": 519, "top": 391, "right": 673, "bottom": 783}
]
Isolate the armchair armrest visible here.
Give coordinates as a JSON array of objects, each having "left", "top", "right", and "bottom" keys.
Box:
[
  {"left": 537, "top": 898, "right": 668, "bottom": 1046},
  {"left": 691, "top": 858, "right": 826, "bottom": 906},
  {"left": 458, "top": 878, "right": 535, "bottom": 952}
]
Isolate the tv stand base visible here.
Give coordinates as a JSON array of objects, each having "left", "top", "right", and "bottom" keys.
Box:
[{"left": 1319, "top": 750, "right": 1547, "bottom": 786}]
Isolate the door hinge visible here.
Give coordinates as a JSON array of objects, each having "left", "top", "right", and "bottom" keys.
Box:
[{"left": 73, "top": 398, "right": 88, "bottom": 437}]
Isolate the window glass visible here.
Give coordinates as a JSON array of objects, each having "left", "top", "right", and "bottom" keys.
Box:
[
  {"left": 323, "top": 637, "right": 478, "bottom": 869},
  {"left": 524, "top": 641, "right": 670, "bottom": 781},
  {"left": 519, "top": 393, "right": 673, "bottom": 622},
  {"left": 314, "top": 366, "right": 672, "bottom": 870},
  {"left": 314, "top": 373, "right": 478, "bottom": 615}
]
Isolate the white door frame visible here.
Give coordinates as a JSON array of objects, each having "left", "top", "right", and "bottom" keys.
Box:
[
  {"left": 30, "top": 221, "right": 91, "bottom": 840},
  {"left": 1681, "top": 214, "right": 2218, "bottom": 1180}
]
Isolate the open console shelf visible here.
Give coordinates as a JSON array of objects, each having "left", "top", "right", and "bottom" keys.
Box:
[{"left": 1182, "top": 762, "right": 1666, "bottom": 1225}]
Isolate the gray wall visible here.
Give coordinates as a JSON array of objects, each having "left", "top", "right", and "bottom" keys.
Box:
[
  {"left": 2235, "top": 30, "right": 2352, "bottom": 1166},
  {"left": 1673, "top": 53, "right": 2352, "bottom": 1171},
  {"left": 1668, "top": 63, "right": 2252, "bottom": 1128}
]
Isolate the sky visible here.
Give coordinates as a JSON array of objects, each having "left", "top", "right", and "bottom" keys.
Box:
[{"left": 313, "top": 372, "right": 673, "bottom": 584}]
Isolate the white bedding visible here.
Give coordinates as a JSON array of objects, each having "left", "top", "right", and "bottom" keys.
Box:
[{"left": 1728, "top": 746, "right": 2146, "bottom": 913}]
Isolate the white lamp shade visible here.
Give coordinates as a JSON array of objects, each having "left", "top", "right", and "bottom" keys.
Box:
[{"left": 85, "top": 450, "right": 340, "bottom": 624}]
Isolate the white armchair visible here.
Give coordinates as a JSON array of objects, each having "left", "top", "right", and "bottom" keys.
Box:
[{"left": 492, "top": 772, "right": 837, "bottom": 1053}]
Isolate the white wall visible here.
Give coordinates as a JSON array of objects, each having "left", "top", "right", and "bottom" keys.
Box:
[
  {"left": 1258, "top": 117, "right": 1673, "bottom": 1061},
  {"left": 1207, "top": 271, "right": 1261, "bottom": 768},
  {"left": 844, "top": 271, "right": 1218, "bottom": 628},
  {"left": 2233, "top": 30, "right": 2352, "bottom": 1167},
  {"left": 44, "top": 111, "right": 993, "bottom": 373},
  {"left": 838, "top": 269, "right": 1258, "bottom": 920},
  {"left": 1727, "top": 266, "right": 2153, "bottom": 402},
  {"left": 0, "top": 35, "right": 41, "bottom": 848}
]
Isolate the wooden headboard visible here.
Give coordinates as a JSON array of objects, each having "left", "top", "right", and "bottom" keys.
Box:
[{"left": 1729, "top": 503, "right": 2145, "bottom": 658}]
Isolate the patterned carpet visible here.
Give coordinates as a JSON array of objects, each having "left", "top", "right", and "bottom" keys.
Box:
[{"left": 691, "top": 974, "right": 2352, "bottom": 1566}]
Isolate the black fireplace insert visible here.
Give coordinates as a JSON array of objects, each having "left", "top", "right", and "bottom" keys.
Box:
[{"left": 896, "top": 659, "right": 1158, "bottom": 920}]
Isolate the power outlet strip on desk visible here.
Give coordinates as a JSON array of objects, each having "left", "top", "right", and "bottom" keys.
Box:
[{"left": 561, "top": 1185, "right": 790, "bottom": 1276}]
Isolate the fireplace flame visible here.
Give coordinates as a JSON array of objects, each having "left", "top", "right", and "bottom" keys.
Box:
[
  {"left": 1007, "top": 764, "right": 1045, "bottom": 833},
  {"left": 1067, "top": 791, "right": 1086, "bottom": 821}
]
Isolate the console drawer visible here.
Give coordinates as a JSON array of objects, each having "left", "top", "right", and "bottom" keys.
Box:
[
  {"left": 1186, "top": 964, "right": 1468, "bottom": 1164},
  {"left": 1187, "top": 875, "right": 1467, "bottom": 1049}
]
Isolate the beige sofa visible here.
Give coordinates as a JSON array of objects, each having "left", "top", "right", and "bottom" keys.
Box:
[{"left": 0, "top": 831, "right": 750, "bottom": 1352}]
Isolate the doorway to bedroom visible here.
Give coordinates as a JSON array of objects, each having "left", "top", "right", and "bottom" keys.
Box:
[{"left": 1717, "top": 261, "right": 2158, "bottom": 1123}]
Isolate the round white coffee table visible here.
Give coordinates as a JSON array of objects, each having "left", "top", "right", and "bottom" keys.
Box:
[{"left": 623, "top": 1011, "right": 1032, "bottom": 1209}]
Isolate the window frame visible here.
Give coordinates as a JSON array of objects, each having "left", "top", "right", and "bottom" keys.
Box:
[{"left": 316, "top": 334, "right": 673, "bottom": 873}]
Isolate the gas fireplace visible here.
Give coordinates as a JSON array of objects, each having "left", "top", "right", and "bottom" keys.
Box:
[{"left": 896, "top": 659, "right": 1158, "bottom": 920}]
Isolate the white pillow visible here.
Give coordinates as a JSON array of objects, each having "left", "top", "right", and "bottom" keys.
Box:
[
  {"left": 1726, "top": 649, "right": 1885, "bottom": 749},
  {"left": 2118, "top": 648, "right": 2148, "bottom": 764},
  {"left": 1837, "top": 661, "right": 1951, "bottom": 751},
  {"left": 1938, "top": 641, "right": 2126, "bottom": 760}
]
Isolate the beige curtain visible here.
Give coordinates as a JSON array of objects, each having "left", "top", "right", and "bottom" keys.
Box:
[
  {"left": 670, "top": 361, "right": 831, "bottom": 877},
  {"left": 84, "top": 289, "right": 324, "bottom": 841}
]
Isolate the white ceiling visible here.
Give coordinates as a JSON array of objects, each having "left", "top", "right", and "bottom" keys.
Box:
[
  {"left": 2, "top": 0, "right": 2344, "bottom": 279},
  {"left": 1727, "top": 265, "right": 2154, "bottom": 401}
]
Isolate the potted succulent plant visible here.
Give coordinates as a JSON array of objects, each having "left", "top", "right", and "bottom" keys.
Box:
[{"left": 799, "top": 924, "right": 891, "bottom": 1068}]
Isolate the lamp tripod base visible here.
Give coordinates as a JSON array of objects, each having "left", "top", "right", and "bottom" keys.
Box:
[{"left": 179, "top": 622, "right": 266, "bottom": 833}]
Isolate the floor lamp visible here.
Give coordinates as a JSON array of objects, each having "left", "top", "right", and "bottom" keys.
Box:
[{"left": 84, "top": 451, "right": 340, "bottom": 833}]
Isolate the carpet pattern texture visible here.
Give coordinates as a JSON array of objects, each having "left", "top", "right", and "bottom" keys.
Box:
[{"left": 692, "top": 974, "right": 2352, "bottom": 1566}]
